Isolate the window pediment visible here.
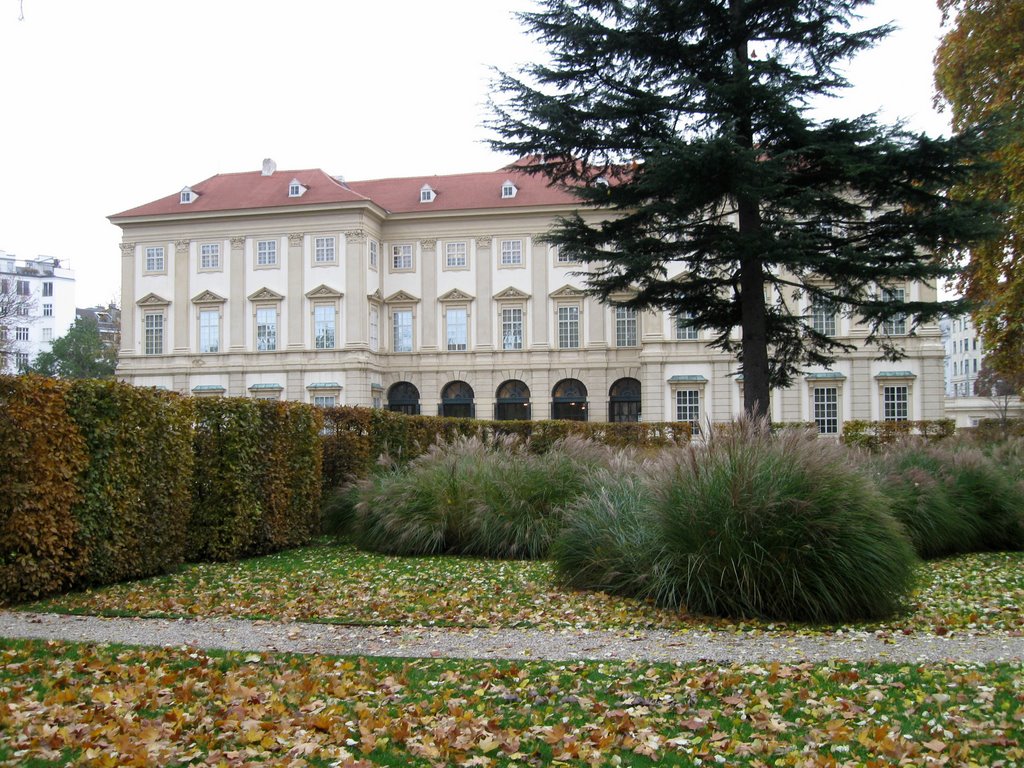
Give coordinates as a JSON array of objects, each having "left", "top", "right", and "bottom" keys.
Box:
[
  {"left": 247, "top": 287, "right": 285, "bottom": 303},
  {"left": 384, "top": 290, "right": 420, "bottom": 304},
  {"left": 137, "top": 292, "right": 171, "bottom": 307},
  {"left": 438, "top": 288, "right": 475, "bottom": 303},
  {"left": 191, "top": 290, "right": 227, "bottom": 305},
  {"left": 367, "top": 288, "right": 383, "bottom": 302},
  {"left": 305, "top": 284, "right": 343, "bottom": 300},
  {"left": 549, "top": 284, "right": 584, "bottom": 299},
  {"left": 493, "top": 286, "right": 530, "bottom": 301}
]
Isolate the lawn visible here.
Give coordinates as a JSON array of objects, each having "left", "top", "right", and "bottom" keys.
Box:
[{"left": 21, "top": 541, "right": 1024, "bottom": 636}]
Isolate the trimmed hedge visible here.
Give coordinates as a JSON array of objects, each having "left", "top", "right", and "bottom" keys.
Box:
[{"left": 842, "top": 419, "right": 955, "bottom": 450}]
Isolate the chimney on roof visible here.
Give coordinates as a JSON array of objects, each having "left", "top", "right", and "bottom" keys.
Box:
[{"left": 261, "top": 158, "right": 277, "bottom": 176}]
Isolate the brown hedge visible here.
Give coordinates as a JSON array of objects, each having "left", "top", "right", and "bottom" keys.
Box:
[{"left": 841, "top": 419, "right": 956, "bottom": 450}]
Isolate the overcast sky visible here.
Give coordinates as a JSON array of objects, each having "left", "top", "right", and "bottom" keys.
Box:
[{"left": 0, "top": 0, "right": 950, "bottom": 306}]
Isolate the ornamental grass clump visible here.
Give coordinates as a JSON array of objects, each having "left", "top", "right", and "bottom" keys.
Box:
[{"left": 649, "top": 421, "right": 917, "bottom": 622}]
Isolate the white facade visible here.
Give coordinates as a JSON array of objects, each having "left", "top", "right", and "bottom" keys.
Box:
[
  {"left": 0, "top": 251, "right": 76, "bottom": 373},
  {"left": 941, "top": 315, "right": 984, "bottom": 398},
  {"left": 111, "top": 165, "right": 947, "bottom": 431}
]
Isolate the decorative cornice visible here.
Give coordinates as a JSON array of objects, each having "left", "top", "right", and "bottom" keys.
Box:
[
  {"left": 384, "top": 289, "right": 420, "bottom": 304},
  {"left": 191, "top": 290, "right": 227, "bottom": 305},
  {"left": 493, "top": 286, "right": 530, "bottom": 301},
  {"left": 438, "top": 288, "right": 475, "bottom": 303},
  {"left": 288, "top": 233, "right": 304, "bottom": 247},
  {"left": 419, "top": 239, "right": 437, "bottom": 251},
  {"left": 175, "top": 240, "right": 190, "bottom": 254},
  {"left": 136, "top": 292, "right": 171, "bottom": 307},
  {"left": 367, "top": 288, "right": 383, "bottom": 303},
  {"left": 475, "top": 236, "right": 494, "bottom": 249},
  {"left": 119, "top": 242, "right": 136, "bottom": 258},
  {"left": 230, "top": 236, "right": 246, "bottom": 250},
  {"left": 247, "top": 287, "right": 285, "bottom": 303},
  {"left": 343, "top": 229, "right": 367, "bottom": 244},
  {"left": 305, "top": 284, "right": 344, "bottom": 300},
  {"left": 549, "top": 284, "right": 585, "bottom": 299}
]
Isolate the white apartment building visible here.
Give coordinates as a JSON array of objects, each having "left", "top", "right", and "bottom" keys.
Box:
[
  {"left": 0, "top": 252, "right": 76, "bottom": 373},
  {"left": 941, "top": 315, "right": 984, "bottom": 397},
  {"left": 110, "top": 161, "right": 946, "bottom": 432}
]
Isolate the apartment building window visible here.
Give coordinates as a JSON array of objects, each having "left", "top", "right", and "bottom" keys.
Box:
[
  {"left": 552, "top": 378, "right": 588, "bottom": 421},
  {"left": 42, "top": 282, "right": 53, "bottom": 297},
  {"left": 15, "top": 352, "right": 28, "bottom": 371},
  {"left": 144, "top": 312, "right": 164, "bottom": 355},
  {"left": 199, "top": 309, "right": 220, "bottom": 353},
  {"left": 16, "top": 304, "right": 28, "bottom": 317},
  {"left": 675, "top": 389, "right": 701, "bottom": 433},
  {"left": 500, "top": 239, "right": 523, "bottom": 267},
  {"left": 16, "top": 280, "right": 29, "bottom": 296},
  {"left": 882, "top": 288, "right": 907, "bottom": 335},
  {"left": 43, "top": 303, "right": 53, "bottom": 317},
  {"left": 674, "top": 311, "right": 698, "bottom": 340},
  {"left": 314, "top": 304, "right": 336, "bottom": 349},
  {"left": 883, "top": 385, "right": 909, "bottom": 421},
  {"left": 609, "top": 377, "right": 641, "bottom": 423},
  {"left": 200, "top": 243, "right": 221, "bottom": 270},
  {"left": 615, "top": 307, "right": 638, "bottom": 347},
  {"left": 392, "top": 309, "right": 413, "bottom": 352},
  {"left": 256, "top": 240, "right": 278, "bottom": 267},
  {"left": 256, "top": 307, "right": 278, "bottom": 351},
  {"left": 501, "top": 306, "right": 524, "bottom": 350},
  {"left": 813, "top": 387, "right": 839, "bottom": 434},
  {"left": 445, "top": 242, "right": 468, "bottom": 270},
  {"left": 392, "top": 244, "right": 413, "bottom": 272},
  {"left": 145, "top": 247, "right": 165, "bottom": 273},
  {"left": 446, "top": 307, "right": 468, "bottom": 351},
  {"left": 495, "top": 379, "right": 531, "bottom": 421},
  {"left": 810, "top": 297, "right": 836, "bottom": 336},
  {"left": 369, "top": 305, "right": 380, "bottom": 351},
  {"left": 557, "top": 305, "right": 580, "bottom": 349},
  {"left": 41, "top": 328, "right": 52, "bottom": 342},
  {"left": 15, "top": 327, "right": 29, "bottom": 342},
  {"left": 369, "top": 239, "right": 379, "bottom": 270},
  {"left": 314, "top": 236, "right": 337, "bottom": 265}
]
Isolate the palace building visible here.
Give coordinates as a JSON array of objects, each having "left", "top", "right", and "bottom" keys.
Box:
[{"left": 110, "top": 159, "right": 946, "bottom": 432}]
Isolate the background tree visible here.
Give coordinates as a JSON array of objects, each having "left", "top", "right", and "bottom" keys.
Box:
[
  {"left": 0, "top": 277, "right": 34, "bottom": 371},
  {"left": 935, "top": 0, "right": 1024, "bottom": 380},
  {"left": 974, "top": 357, "right": 1024, "bottom": 429},
  {"left": 31, "top": 317, "right": 117, "bottom": 379},
  {"left": 490, "top": 0, "right": 996, "bottom": 419}
]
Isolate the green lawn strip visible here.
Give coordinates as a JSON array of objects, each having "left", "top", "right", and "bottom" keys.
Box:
[
  {"left": 18, "top": 543, "right": 1024, "bottom": 636},
  {"left": 0, "top": 638, "right": 1021, "bottom": 767}
]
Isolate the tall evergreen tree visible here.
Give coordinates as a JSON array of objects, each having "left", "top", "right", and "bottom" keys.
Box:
[{"left": 489, "top": 0, "right": 996, "bottom": 419}]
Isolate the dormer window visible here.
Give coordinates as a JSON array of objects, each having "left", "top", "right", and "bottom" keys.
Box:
[
  {"left": 420, "top": 184, "right": 436, "bottom": 203},
  {"left": 501, "top": 180, "right": 518, "bottom": 199},
  {"left": 288, "top": 179, "right": 307, "bottom": 198},
  {"left": 180, "top": 186, "right": 195, "bottom": 204}
]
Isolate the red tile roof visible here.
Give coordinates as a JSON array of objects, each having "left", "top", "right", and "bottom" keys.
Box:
[{"left": 110, "top": 165, "right": 581, "bottom": 220}]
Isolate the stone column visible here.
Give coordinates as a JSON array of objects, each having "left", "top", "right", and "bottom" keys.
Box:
[
  {"left": 528, "top": 237, "right": 548, "bottom": 348},
  {"left": 119, "top": 242, "right": 136, "bottom": 355},
  {"left": 229, "top": 236, "right": 246, "bottom": 351},
  {"left": 173, "top": 240, "right": 190, "bottom": 353},
  {"left": 587, "top": 295, "right": 607, "bottom": 348},
  {"left": 287, "top": 233, "right": 305, "bottom": 349},
  {"left": 344, "top": 230, "right": 368, "bottom": 349},
  {"left": 475, "top": 236, "right": 494, "bottom": 349},
  {"left": 420, "top": 239, "right": 438, "bottom": 350}
]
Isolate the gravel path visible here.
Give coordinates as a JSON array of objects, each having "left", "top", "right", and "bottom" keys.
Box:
[{"left": 2, "top": 611, "right": 1023, "bottom": 664}]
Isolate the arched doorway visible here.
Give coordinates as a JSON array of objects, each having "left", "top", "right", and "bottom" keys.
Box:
[
  {"left": 495, "top": 380, "right": 531, "bottom": 421},
  {"left": 551, "top": 378, "right": 588, "bottom": 421},
  {"left": 439, "top": 380, "right": 475, "bottom": 418},
  {"left": 609, "top": 377, "right": 642, "bottom": 423},
  {"left": 387, "top": 382, "right": 420, "bottom": 415}
]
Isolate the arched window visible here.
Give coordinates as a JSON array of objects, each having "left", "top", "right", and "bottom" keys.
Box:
[
  {"left": 495, "top": 380, "right": 531, "bottom": 421},
  {"left": 551, "top": 378, "right": 588, "bottom": 421},
  {"left": 387, "top": 381, "right": 420, "bottom": 415},
  {"left": 609, "top": 377, "right": 642, "bottom": 423},
  {"left": 440, "top": 380, "right": 475, "bottom": 418}
]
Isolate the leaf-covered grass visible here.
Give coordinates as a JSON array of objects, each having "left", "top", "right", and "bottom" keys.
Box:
[
  {"left": 0, "top": 638, "right": 1021, "bottom": 767},
  {"left": 19, "top": 541, "right": 1024, "bottom": 636}
]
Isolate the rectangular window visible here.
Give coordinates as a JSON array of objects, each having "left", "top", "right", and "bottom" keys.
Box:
[
  {"left": 145, "top": 247, "right": 165, "bottom": 273},
  {"left": 811, "top": 297, "right": 836, "bottom": 336},
  {"left": 42, "top": 303, "right": 53, "bottom": 317},
  {"left": 675, "top": 312, "right": 698, "bottom": 340},
  {"left": 882, "top": 288, "right": 907, "bottom": 335},
  {"left": 502, "top": 307, "right": 523, "bottom": 350},
  {"left": 369, "top": 306, "right": 380, "bottom": 351},
  {"left": 200, "top": 243, "right": 220, "bottom": 270},
  {"left": 15, "top": 327, "right": 29, "bottom": 342},
  {"left": 256, "top": 239, "right": 278, "bottom": 267},
  {"left": 256, "top": 307, "right": 277, "bottom": 351},
  {"left": 883, "top": 385, "right": 908, "bottom": 421},
  {"left": 615, "top": 306, "right": 638, "bottom": 347},
  {"left": 16, "top": 304, "right": 28, "bottom": 316},
  {"left": 314, "top": 305, "right": 336, "bottom": 349},
  {"left": 199, "top": 309, "right": 219, "bottom": 353},
  {"left": 41, "top": 328, "right": 52, "bottom": 342},
  {"left": 675, "top": 389, "right": 701, "bottom": 433},
  {"left": 557, "top": 305, "right": 580, "bottom": 349},
  {"left": 813, "top": 387, "right": 838, "bottom": 434},
  {"left": 314, "top": 236, "right": 336, "bottom": 264},
  {"left": 446, "top": 242, "right": 467, "bottom": 269},
  {"left": 500, "top": 239, "right": 523, "bottom": 266},
  {"left": 555, "top": 247, "right": 576, "bottom": 264},
  {"left": 313, "top": 395, "right": 337, "bottom": 408},
  {"left": 393, "top": 309, "right": 413, "bottom": 352},
  {"left": 392, "top": 244, "right": 413, "bottom": 271},
  {"left": 16, "top": 280, "right": 29, "bottom": 296},
  {"left": 15, "top": 352, "right": 28, "bottom": 371},
  {"left": 446, "top": 307, "right": 468, "bottom": 351},
  {"left": 42, "top": 282, "right": 53, "bottom": 297},
  {"left": 369, "top": 240, "right": 379, "bottom": 269},
  {"left": 144, "top": 313, "right": 163, "bottom": 355}
]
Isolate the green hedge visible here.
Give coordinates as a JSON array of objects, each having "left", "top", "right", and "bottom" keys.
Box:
[
  {"left": 841, "top": 419, "right": 955, "bottom": 449},
  {"left": 320, "top": 406, "right": 692, "bottom": 489}
]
